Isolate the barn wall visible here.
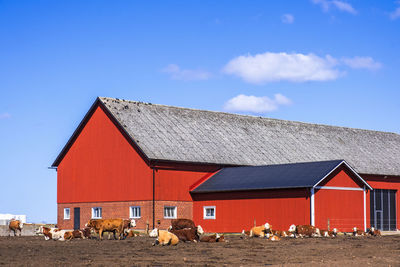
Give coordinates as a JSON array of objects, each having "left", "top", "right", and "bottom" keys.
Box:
[
  {"left": 314, "top": 189, "right": 364, "bottom": 232},
  {"left": 155, "top": 169, "right": 214, "bottom": 201},
  {"left": 317, "top": 167, "right": 364, "bottom": 188},
  {"left": 57, "top": 105, "right": 153, "bottom": 203},
  {"left": 315, "top": 167, "right": 366, "bottom": 232},
  {"left": 192, "top": 189, "right": 310, "bottom": 233},
  {"left": 363, "top": 175, "right": 400, "bottom": 230},
  {"left": 57, "top": 200, "right": 193, "bottom": 230}
]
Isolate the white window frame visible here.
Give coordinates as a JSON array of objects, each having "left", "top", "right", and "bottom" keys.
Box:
[
  {"left": 203, "top": 206, "right": 216, "bottom": 219},
  {"left": 64, "top": 208, "right": 70, "bottom": 220},
  {"left": 164, "top": 206, "right": 177, "bottom": 219},
  {"left": 129, "top": 206, "right": 141, "bottom": 219},
  {"left": 92, "top": 207, "right": 102, "bottom": 219}
]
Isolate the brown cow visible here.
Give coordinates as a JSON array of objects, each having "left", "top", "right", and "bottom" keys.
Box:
[
  {"left": 271, "top": 229, "right": 291, "bottom": 238},
  {"left": 36, "top": 226, "right": 54, "bottom": 240},
  {"left": 170, "top": 218, "right": 196, "bottom": 230},
  {"left": 242, "top": 222, "right": 271, "bottom": 238},
  {"left": 86, "top": 219, "right": 125, "bottom": 240},
  {"left": 288, "top": 224, "right": 321, "bottom": 238},
  {"left": 320, "top": 228, "right": 338, "bottom": 237},
  {"left": 70, "top": 227, "right": 92, "bottom": 239},
  {"left": 170, "top": 226, "right": 203, "bottom": 242},
  {"left": 352, "top": 227, "right": 366, "bottom": 237},
  {"left": 152, "top": 229, "right": 179, "bottom": 246},
  {"left": 124, "top": 229, "right": 140, "bottom": 238},
  {"left": 367, "top": 227, "right": 381, "bottom": 237},
  {"left": 200, "top": 233, "right": 225, "bottom": 242},
  {"left": 9, "top": 220, "right": 23, "bottom": 236}
]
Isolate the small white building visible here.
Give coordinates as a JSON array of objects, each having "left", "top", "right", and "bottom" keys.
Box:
[{"left": 0, "top": 214, "right": 27, "bottom": 225}]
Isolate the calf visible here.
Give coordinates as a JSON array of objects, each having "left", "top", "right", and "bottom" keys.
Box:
[
  {"left": 352, "top": 227, "right": 366, "bottom": 237},
  {"left": 124, "top": 229, "right": 140, "bottom": 238},
  {"left": 288, "top": 224, "right": 321, "bottom": 238},
  {"left": 152, "top": 229, "right": 179, "bottom": 246},
  {"left": 367, "top": 227, "right": 381, "bottom": 237},
  {"left": 170, "top": 226, "right": 203, "bottom": 242},
  {"left": 271, "top": 229, "right": 291, "bottom": 238},
  {"left": 170, "top": 218, "right": 196, "bottom": 230},
  {"left": 72, "top": 229, "right": 85, "bottom": 239},
  {"left": 200, "top": 233, "right": 225, "bottom": 242},
  {"left": 9, "top": 220, "right": 23, "bottom": 236},
  {"left": 320, "top": 228, "right": 338, "bottom": 237}
]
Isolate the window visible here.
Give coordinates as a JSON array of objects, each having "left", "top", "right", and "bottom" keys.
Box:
[
  {"left": 203, "top": 206, "right": 216, "bottom": 219},
  {"left": 92, "top": 207, "right": 102, "bottom": 219},
  {"left": 164, "top": 206, "right": 177, "bottom": 219},
  {"left": 64, "top": 208, "right": 70, "bottom": 220},
  {"left": 130, "top": 206, "right": 141, "bottom": 218}
]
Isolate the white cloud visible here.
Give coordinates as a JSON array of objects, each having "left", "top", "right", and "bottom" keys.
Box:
[
  {"left": 224, "top": 94, "right": 292, "bottom": 113},
  {"left": 342, "top": 57, "right": 382, "bottom": 70},
  {"left": 0, "top": 113, "right": 11, "bottom": 119},
  {"left": 223, "top": 52, "right": 340, "bottom": 84},
  {"left": 312, "top": 0, "right": 357, "bottom": 15},
  {"left": 162, "top": 64, "right": 211, "bottom": 81},
  {"left": 390, "top": 7, "right": 400, "bottom": 20},
  {"left": 281, "top": 14, "right": 295, "bottom": 24}
]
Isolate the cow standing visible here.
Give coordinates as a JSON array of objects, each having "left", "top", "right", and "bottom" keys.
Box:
[
  {"left": 8, "top": 220, "right": 23, "bottom": 236},
  {"left": 86, "top": 219, "right": 127, "bottom": 240}
]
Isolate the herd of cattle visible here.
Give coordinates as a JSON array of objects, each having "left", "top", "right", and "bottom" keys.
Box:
[{"left": 7, "top": 218, "right": 381, "bottom": 246}]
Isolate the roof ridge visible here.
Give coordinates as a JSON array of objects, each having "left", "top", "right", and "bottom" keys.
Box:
[{"left": 99, "top": 96, "right": 399, "bottom": 136}]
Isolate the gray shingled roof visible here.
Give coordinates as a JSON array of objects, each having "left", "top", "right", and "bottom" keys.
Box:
[{"left": 99, "top": 97, "right": 400, "bottom": 176}]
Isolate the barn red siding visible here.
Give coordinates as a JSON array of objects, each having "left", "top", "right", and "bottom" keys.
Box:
[
  {"left": 315, "top": 189, "right": 364, "bottom": 232},
  {"left": 155, "top": 169, "right": 213, "bottom": 201},
  {"left": 57, "top": 105, "right": 152, "bottom": 203},
  {"left": 317, "top": 168, "right": 364, "bottom": 188},
  {"left": 192, "top": 189, "right": 310, "bottom": 233},
  {"left": 315, "top": 168, "right": 366, "bottom": 232},
  {"left": 363, "top": 175, "right": 400, "bottom": 229}
]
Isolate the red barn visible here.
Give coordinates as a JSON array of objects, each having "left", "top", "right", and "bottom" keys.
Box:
[{"left": 52, "top": 97, "right": 400, "bottom": 232}]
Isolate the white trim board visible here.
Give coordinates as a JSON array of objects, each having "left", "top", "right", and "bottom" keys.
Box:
[
  {"left": 314, "top": 186, "right": 364, "bottom": 191},
  {"left": 313, "top": 160, "right": 373, "bottom": 190},
  {"left": 310, "top": 188, "right": 315, "bottom": 226}
]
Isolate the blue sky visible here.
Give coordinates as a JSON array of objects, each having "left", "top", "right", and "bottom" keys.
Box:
[{"left": 1, "top": 0, "right": 399, "bottom": 223}]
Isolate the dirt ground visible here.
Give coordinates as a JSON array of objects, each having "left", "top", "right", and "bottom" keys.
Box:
[{"left": 1, "top": 234, "right": 400, "bottom": 266}]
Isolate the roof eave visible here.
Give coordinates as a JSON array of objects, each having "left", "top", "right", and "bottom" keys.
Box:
[{"left": 191, "top": 185, "right": 313, "bottom": 194}]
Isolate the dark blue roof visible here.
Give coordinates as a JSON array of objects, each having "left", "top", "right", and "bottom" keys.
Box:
[{"left": 192, "top": 160, "right": 353, "bottom": 193}]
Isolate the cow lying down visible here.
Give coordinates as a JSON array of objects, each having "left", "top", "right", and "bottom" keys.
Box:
[
  {"left": 169, "top": 225, "right": 204, "bottom": 242},
  {"left": 367, "top": 227, "right": 381, "bottom": 237},
  {"left": 36, "top": 226, "right": 71, "bottom": 241},
  {"left": 320, "top": 228, "right": 338, "bottom": 237},
  {"left": 151, "top": 229, "right": 179, "bottom": 246},
  {"left": 241, "top": 222, "right": 271, "bottom": 238},
  {"left": 352, "top": 227, "right": 367, "bottom": 236},
  {"left": 288, "top": 224, "right": 321, "bottom": 238},
  {"left": 37, "top": 226, "right": 91, "bottom": 241},
  {"left": 200, "top": 233, "right": 226, "bottom": 242}
]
